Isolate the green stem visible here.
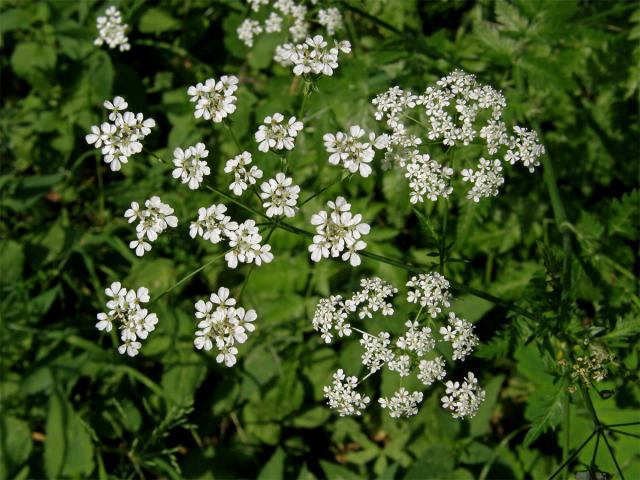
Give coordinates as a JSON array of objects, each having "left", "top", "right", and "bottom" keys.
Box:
[
  {"left": 225, "top": 121, "right": 244, "bottom": 154},
  {"left": 205, "top": 185, "right": 268, "bottom": 220},
  {"left": 548, "top": 431, "right": 596, "bottom": 480},
  {"left": 601, "top": 432, "right": 625, "bottom": 479},
  {"left": 439, "top": 198, "right": 448, "bottom": 274},
  {"left": 300, "top": 173, "right": 350, "bottom": 207},
  {"left": 152, "top": 250, "right": 228, "bottom": 304}
]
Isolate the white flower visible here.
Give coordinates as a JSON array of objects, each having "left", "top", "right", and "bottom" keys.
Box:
[
  {"left": 312, "top": 295, "right": 351, "bottom": 343},
  {"left": 396, "top": 320, "right": 435, "bottom": 356},
  {"left": 418, "top": 356, "right": 447, "bottom": 386},
  {"left": 323, "top": 369, "right": 370, "bottom": 416},
  {"left": 360, "top": 332, "right": 394, "bottom": 373},
  {"left": 310, "top": 273, "right": 486, "bottom": 421},
  {"left": 189, "top": 203, "right": 238, "bottom": 243},
  {"left": 237, "top": 19, "right": 263, "bottom": 47},
  {"left": 172, "top": 142, "right": 211, "bottom": 189},
  {"left": 461, "top": 157, "right": 505, "bottom": 202},
  {"left": 94, "top": 6, "right": 130, "bottom": 52},
  {"left": 259, "top": 172, "right": 300, "bottom": 218},
  {"left": 193, "top": 288, "right": 257, "bottom": 367},
  {"left": 441, "top": 372, "right": 486, "bottom": 419},
  {"left": 224, "top": 151, "right": 264, "bottom": 196},
  {"left": 439, "top": 312, "right": 478, "bottom": 361},
  {"left": 318, "top": 8, "right": 344, "bottom": 36},
  {"left": 225, "top": 219, "right": 274, "bottom": 269},
  {"left": 308, "top": 196, "right": 370, "bottom": 265},
  {"left": 254, "top": 113, "right": 303, "bottom": 152},
  {"left": 379, "top": 388, "right": 424, "bottom": 418},
  {"left": 323, "top": 126, "right": 387, "bottom": 178},
  {"left": 406, "top": 272, "right": 451, "bottom": 317},
  {"left": 96, "top": 282, "right": 157, "bottom": 356},
  {"left": 280, "top": 35, "right": 351, "bottom": 77},
  {"left": 346, "top": 277, "right": 397, "bottom": 319},
  {"left": 265, "top": 12, "right": 283, "bottom": 33},
  {"left": 86, "top": 96, "right": 156, "bottom": 172},
  {"left": 124, "top": 196, "right": 178, "bottom": 257},
  {"left": 188, "top": 76, "right": 238, "bottom": 123},
  {"left": 373, "top": 70, "right": 544, "bottom": 203}
]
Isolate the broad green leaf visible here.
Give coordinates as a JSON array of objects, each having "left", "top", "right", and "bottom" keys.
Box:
[
  {"left": 257, "top": 447, "right": 285, "bottom": 480},
  {"left": 139, "top": 8, "right": 180, "bottom": 34}
]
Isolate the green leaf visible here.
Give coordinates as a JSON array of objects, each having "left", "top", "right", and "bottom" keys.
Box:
[
  {"left": 258, "top": 447, "right": 285, "bottom": 480},
  {"left": 404, "top": 444, "right": 455, "bottom": 479},
  {"left": 10, "top": 42, "right": 57, "bottom": 88},
  {"left": 523, "top": 382, "right": 566, "bottom": 447},
  {"left": 0, "top": 241, "right": 24, "bottom": 284},
  {"left": 0, "top": 416, "right": 33, "bottom": 478},
  {"left": 319, "top": 460, "right": 363, "bottom": 480},
  {"left": 139, "top": 8, "right": 180, "bottom": 34},
  {"left": 0, "top": 8, "right": 30, "bottom": 33},
  {"left": 44, "top": 390, "right": 66, "bottom": 479}
]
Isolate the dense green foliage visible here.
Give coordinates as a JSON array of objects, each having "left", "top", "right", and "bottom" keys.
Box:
[{"left": 1, "top": 0, "right": 638, "bottom": 479}]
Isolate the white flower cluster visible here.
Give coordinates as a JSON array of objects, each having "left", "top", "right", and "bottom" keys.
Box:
[
  {"left": 255, "top": 113, "right": 304, "bottom": 152},
  {"left": 318, "top": 7, "right": 344, "bottom": 36},
  {"left": 372, "top": 70, "right": 545, "bottom": 202},
  {"left": 461, "top": 157, "right": 504, "bottom": 202},
  {"left": 312, "top": 277, "right": 396, "bottom": 342},
  {"left": 94, "top": 6, "right": 130, "bottom": 52},
  {"left": 323, "top": 369, "right": 370, "bottom": 416},
  {"left": 274, "top": 36, "right": 351, "bottom": 77},
  {"left": 441, "top": 372, "right": 486, "bottom": 419},
  {"left": 224, "top": 151, "right": 264, "bottom": 196},
  {"left": 406, "top": 272, "right": 451, "bottom": 317},
  {"left": 189, "top": 204, "right": 274, "bottom": 269},
  {"left": 238, "top": 1, "right": 344, "bottom": 49},
  {"left": 259, "top": 172, "right": 300, "bottom": 218},
  {"left": 314, "top": 274, "right": 485, "bottom": 419},
  {"left": 86, "top": 96, "right": 156, "bottom": 171},
  {"left": 308, "top": 196, "right": 370, "bottom": 266},
  {"left": 323, "top": 126, "right": 389, "bottom": 178},
  {"left": 124, "top": 197, "right": 178, "bottom": 256},
  {"left": 440, "top": 312, "right": 479, "bottom": 361},
  {"left": 189, "top": 204, "right": 238, "bottom": 243},
  {"left": 188, "top": 75, "right": 239, "bottom": 122},
  {"left": 379, "top": 389, "right": 424, "bottom": 418},
  {"left": 96, "top": 282, "right": 158, "bottom": 357},
  {"left": 194, "top": 287, "right": 257, "bottom": 367},
  {"left": 172, "top": 143, "right": 210, "bottom": 190},
  {"left": 402, "top": 150, "right": 454, "bottom": 203}
]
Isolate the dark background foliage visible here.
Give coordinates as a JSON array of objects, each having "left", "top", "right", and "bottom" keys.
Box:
[{"left": 1, "top": 0, "right": 638, "bottom": 478}]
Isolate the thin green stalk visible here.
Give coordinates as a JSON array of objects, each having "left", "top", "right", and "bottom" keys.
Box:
[
  {"left": 590, "top": 431, "right": 601, "bottom": 469},
  {"left": 563, "top": 392, "right": 570, "bottom": 480},
  {"left": 224, "top": 121, "right": 244, "bottom": 153},
  {"left": 96, "top": 156, "right": 105, "bottom": 224},
  {"left": 205, "top": 185, "right": 268, "bottom": 220},
  {"left": 277, "top": 220, "right": 543, "bottom": 322},
  {"left": 601, "top": 432, "right": 625, "bottom": 479},
  {"left": 152, "top": 250, "right": 228, "bottom": 304},
  {"left": 439, "top": 198, "right": 448, "bottom": 274},
  {"left": 606, "top": 429, "right": 640, "bottom": 439},
  {"left": 548, "top": 431, "right": 596, "bottom": 480},
  {"left": 300, "top": 173, "right": 349, "bottom": 207}
]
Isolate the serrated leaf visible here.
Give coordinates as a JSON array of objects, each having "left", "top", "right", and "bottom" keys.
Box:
[{"left": 523, "top": 382, "right": 566, "bottom": 446}]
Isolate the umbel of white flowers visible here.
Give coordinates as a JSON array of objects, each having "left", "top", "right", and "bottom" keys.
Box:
[
  {"left": 94, "top": 6, "right": 130, "bottom": 52},
  {"left": 238, "top": 0, "right": 345, "bottom": 49},
  {"left": 315, "top": 274, "right": 486, "bottom": 419},
  {"left": 86, "top": 96, "right": 156, "bottom": 171},
  {"left": 193, "top": 287, "right": 257, "bottom": 367},
  {"left": 308, "top": 196, "right": 370, "bottom": 267},
  {"left": 124, "top": 196, "right": 178, "bottom": 257},
  {"left": 373, "top": 70, "right": 546, "bottom": 203},
  {"left": 189, "top": 203, "right": 274, "bottom": 269},
  {"left": 96, "top": 282, "right": 158, "bottom": 357}
]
